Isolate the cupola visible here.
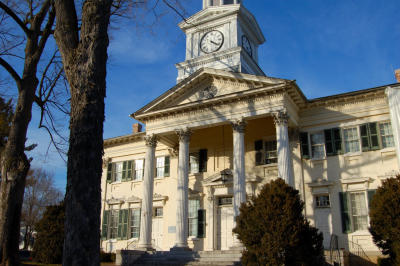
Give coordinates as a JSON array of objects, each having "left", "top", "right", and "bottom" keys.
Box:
[{"left": 202, "top": 0, "right": 242, "bottom": 9}]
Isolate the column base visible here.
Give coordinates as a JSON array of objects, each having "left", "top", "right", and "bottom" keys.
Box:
[
  {"left": 170, "top": 246, "right": 192, "bottom": 252},
  {"left": 136, "top": 243, "right": 155, "bottom": 252},
  {"left": 229, "top": 243, "right": 244, "bottom": 251}
]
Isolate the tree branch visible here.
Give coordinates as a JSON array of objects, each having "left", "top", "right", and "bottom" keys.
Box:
[
  {"left": 0, "top": 1, "right": 31, "bottom": 36},
  {"left": 0, "top": 56, "right": 22, "bottom": 88}
]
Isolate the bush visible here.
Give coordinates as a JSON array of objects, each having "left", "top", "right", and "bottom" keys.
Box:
[
  {"left": 32, "top": 202, "right": 64, "bottom": 264},
  {"left": 377, "top": 257, "right": 392, "bottom": 266},
  {"left": 233, "top": 178, "right": 324, "bottom": 266},
  {"left": 369, "top": 175, "right": 400, "bottom": 265},
  {"left": 100, "top": 250, "right": 116, "bottom": 262}
]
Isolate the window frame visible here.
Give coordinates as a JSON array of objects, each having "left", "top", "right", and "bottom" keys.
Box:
[
  {"left": 129, "top": 208, "right": 141, "bottom": 239},
  {"left": 378, "top": 121, "right": 395, "bottom": 149},
  {"left": 255, "top": 137, "right": 278, "bottom": 166},
  {"left": 309, "top": 132, "right": 326, "bottom": 160},
  {"left": 156, "top": 156, "right": 170, "bottom": 178},
  {"left": 189, "top": 149, "right": 207, "bottom": 174},
  {"left": 153, "top": 207, "right": 163, "bottom": 218},
  {"left": 315, "top": 194, "right": 330, "bottom": 208},
  {"left": 342, "top": 126, "right": 362, "bottom": 155}
]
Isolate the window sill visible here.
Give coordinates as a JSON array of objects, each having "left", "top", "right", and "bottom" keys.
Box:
[
  {"left": 256, "top": 163, "right": 278, "bottom": 168},
  {"left": 343, "top": 152, "right": 362, "bottom": 158},
  {"left": 380, "top": 147, "right": 395, "bottom": 153},
  {"left": 310, "top": 157, "right": 326, "bottom": 162}
]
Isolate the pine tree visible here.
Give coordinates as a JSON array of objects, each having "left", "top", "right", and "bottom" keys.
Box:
[
  {"left": 32, "top": 202, "right": 64, "bottom": 264},
  {"left": 233, "top": 178, "right": 324, "bottom": 266},
  {"left": 369, "top": 175, "right": 400, "bottom": 265}
]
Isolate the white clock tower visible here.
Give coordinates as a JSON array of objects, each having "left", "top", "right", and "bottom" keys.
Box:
[{"left": 176, "top": 0, "right": 266, "bottom": 82}]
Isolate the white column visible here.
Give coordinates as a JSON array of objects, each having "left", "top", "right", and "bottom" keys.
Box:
[
  {"left": 138, "top": 134, "right": 157, "bottom": 250},
  {"left": 173, "top": 128, "right": 191, "bottom": 250},
  {"left": 386, "top": 86, "right": 400, "bottom": 169},
  {"left": 232, "top": 119, "right": 247, "bottom": 219},
  {"left": 206, "top": 187, "right": 215, "bottom": 251},
  {"left": 274, "top": 111, "right": 294, "bottom": 187}
]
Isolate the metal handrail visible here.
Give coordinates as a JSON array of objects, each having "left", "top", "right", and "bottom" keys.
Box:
[
  {"left": 348, "top": 240, "right": 373, "bottom": 263},
  {"left": 329, "top": 234, "right": 341, "bottom": 266},
  {"left": 126, "top": 239, "right": 138, "bottom": 250}
]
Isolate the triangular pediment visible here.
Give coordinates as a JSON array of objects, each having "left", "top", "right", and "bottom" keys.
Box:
[
  {"left": 203, "top": 169, "right": 233, "bottom": 185},
  {"left": 132, "top": 68, "right": 288, "bottom": 119}
]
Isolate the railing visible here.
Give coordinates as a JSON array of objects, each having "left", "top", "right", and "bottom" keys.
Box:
[
  {"left": 348, "top": 240, "right": 373, "bottom": 264},
  {"left": 125, "top": 239, "right": 138, "bottom": 250},
  {"left": 329, "top": 234, "right": 341, "bottom": 266}
]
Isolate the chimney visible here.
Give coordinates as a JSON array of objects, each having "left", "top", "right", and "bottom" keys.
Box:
[
  {"left": 133, "top": 123, "right": 142, "bottom": 134},
  {"left": 395, "top": 69, "right": 400, "bottom": 83}
]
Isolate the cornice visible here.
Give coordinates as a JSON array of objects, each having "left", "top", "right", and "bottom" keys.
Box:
[
  {"left": 104, "top": 132, "right": 145, "bottom": 148},
  {"left": 135, "top": 83, "right": 287, "bottom": 122}
]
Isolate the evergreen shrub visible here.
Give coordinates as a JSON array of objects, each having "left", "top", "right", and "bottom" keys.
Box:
[
  {"left": 32, "top": 202, "right": 64, "bottom": 264},
  {"left": 369, "top": 175, "right": 400, "bottom": 265},
  {"left": 233, "top": 178, "right": 324, "bottom": 266}
]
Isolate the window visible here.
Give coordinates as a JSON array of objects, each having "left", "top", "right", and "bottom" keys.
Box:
[
  {"left": 310, "top": 133, "right": 325, "bottom": 159},
  {"left": 129, "top": 209, "right": 141, "bottom": 239},
  {"left": 115, "top": 162, "right": 123, "bottom": 182},
  {"left": 339, "top": 190, "right": 376, "bottom": 233},
  {"left": 315, "top": 195, "right": 330, "bottom": 208},
  {"left": 189, "top": 199, "right": 200, "bottom": 237},
  {"left": 188, "top": 199, "right": 206, "bottom": 238},
  {"left": 379, "top": 122, "right": 395, "bottom": 149},
  {"left": 107, "top": 160, "right": 137, "bottom": 183},
  {"left": 324, "top": 128, "right": 342, "bottom": 156},
  {"left": 190, "top": 149, "right": 207, "bottom": 174},
  {"left": 343, "top": 127, "right": 360, "bottom": 153},
  {"left": 360, "top": 123, "right": 380, "bottom": 151},
  {"left": 109, "top": 210, "right": 119, "bottom": 239},
  {"left": 350, "top": 192, "right": 368, "bottom": 231},
  {"left": 218, "top": 197, "right": 233, "bottom": 206},
  {"left": 156, "top": 156, "right": 170, "bottom": 178},
  {"left": 135, "top": 159, "right": 144, "bottom": 180},
  {"left": 255, "top": 140, "right": 277, "bottom": 165},
  {"left": 154, "top": 207, "right": 163, "bottom": 217}
]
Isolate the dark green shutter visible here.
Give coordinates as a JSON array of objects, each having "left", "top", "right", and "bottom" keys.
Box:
[
  {"left": 197, "top": 209, "right": 206, "bottom": 238},
  {"left": 122, "top": 209, "right": 128, "bottom": 239},
  {"left": 339, "top": 192, "right": 352, "bottom": 233},
  {"left": 368, "top": 123, "right": 380, "bottom": 150},
  {"left": 199, "top": 149, "right": 208, "bottom": 172},
  {"left": 107, "top": 164, "right": 113, "bottom": 183},
  {"left": 102, "top": 210, "right": 109, "bottom": 240},
  {"left": 360, "top": 124, "right": 370, "bottom": 151},
  {"left": 324, "top": 129, "right": 334, "bottom": 156},
  {"left": 122, "top": 161, "right": 127, "bottom": 181},
  {"left": 164, "top": 156, "right": 170, "bottom": 177},
  {"left": 255, "top": 140, "right": 263, "bottom": 165},
  {"left": 117, "top": 210, "right": 123, "bottom": 239},
  {"left": 127, "top": 161, "right": 133, "bottom": 181},
  {"left": 367, "top": 189, "right": 376, "bottom": 208},
  {"left": 333, "top": 128, "right": 343, "bottom": 154},
  {"left": 300, "top": 133, "right": 310, "bottom": 159}
]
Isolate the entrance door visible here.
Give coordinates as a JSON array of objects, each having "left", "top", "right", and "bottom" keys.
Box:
[
  {"left": 152, "top": 217, "right": 163, "bottom": 250},
  {"left": 315, "top": 209, "right": 332, "bottom": 249},
  {"left": 217, "top": 206, "right": 234, "bottom": 250}
]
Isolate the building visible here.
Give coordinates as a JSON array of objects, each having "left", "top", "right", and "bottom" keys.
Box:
[{"left": 100, "top": 0, "right": 400, "bottom": 258}]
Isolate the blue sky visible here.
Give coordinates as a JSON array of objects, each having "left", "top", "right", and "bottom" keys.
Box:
[{"left": 24, "top": 0, "right": 400, "bottom": 191}]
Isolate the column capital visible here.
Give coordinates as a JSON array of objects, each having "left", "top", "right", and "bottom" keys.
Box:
[
  {"left": 175, "top": 128, "right": 192, "bottom": 142},
  {"left": 144, "top": 134, "right": 158, "bottom": 148},
  {"left": 273, "top": 111, "right": 289, "bottom": 126},
  {"left": 231, "top": 118, "right": 247, "bottom": 133}
]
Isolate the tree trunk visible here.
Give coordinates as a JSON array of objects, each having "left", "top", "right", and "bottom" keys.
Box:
[
  {"left": 0, "top": 78, "right": 37, "bottom": 265},
  {"left": 54, "top": 1, "right": 112, "bottom": 265}
]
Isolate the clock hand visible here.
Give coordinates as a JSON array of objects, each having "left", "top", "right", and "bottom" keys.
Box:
[{"left": 210, "top": 40, "right": 219, "bottom": 45}]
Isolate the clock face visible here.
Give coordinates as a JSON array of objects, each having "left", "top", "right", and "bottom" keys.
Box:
[
  {"left": 200, "top": 30, "right": 224, "bottom": 54},
  {"left": 242, "top": 35, "right": 252, "bottom": 57}
]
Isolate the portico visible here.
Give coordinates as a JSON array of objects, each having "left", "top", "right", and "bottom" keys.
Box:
[{"left": 131, "top": 68, "right": 301, "bottom": 250}]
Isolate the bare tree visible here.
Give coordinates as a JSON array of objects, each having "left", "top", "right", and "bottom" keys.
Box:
[
  {"left": 20, "top": 168, "right": 62, "bottom": 250},
  {"left": 0, "top": 0, "right": 68, "bottom": 264},
  {"left": 53, "top": 0, "right": 187, "bottom": 265}
]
